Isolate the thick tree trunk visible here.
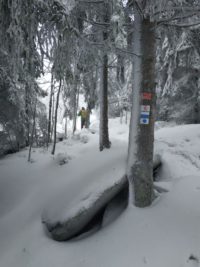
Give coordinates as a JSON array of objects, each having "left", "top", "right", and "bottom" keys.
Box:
[
  {"left": 51, "top": 80, "right": 62, "bottom": 155},
  {"left": 99, "top": 3, "right": 110, "bottom": 151},
  {"left": 99, "top": 54, "right": 110, "bottom": 151},
  {"left": 127, "top": 8, "right": 156, "bottom": 207},
  {"left": 134, "top": 17, "right": 156, "bottom": 207}
]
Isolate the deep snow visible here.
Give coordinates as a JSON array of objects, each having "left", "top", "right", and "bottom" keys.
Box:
[{"left": 0, "top": 119, "right": 200, "bottom": 267}]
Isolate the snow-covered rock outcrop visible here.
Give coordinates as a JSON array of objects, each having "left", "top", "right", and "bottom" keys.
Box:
[{"left": 42, "top": 155, "right": 162, "bottom": 241}]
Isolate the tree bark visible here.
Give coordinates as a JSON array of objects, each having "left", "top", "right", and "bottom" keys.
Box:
[
  {"left": 25, "top": 85, "right": 30, "bottom": 146},
  {"left": 126, "top": 7, "right": 156, "bottom": 207},
  {"left": 99, "top": 53, "right": 111, "bottom": 151},
  {"left": 51, "top": 91, "right": 55, "bottom": 142},
  {"left": 72, "top": 82, "right": 80, "bottom": 134},
  {"left": 64, "top": 117, "right": 67, "bottom": 139},
  {"left": 117, "top": 54, "right": 125, "bottom": 85},
  {"left": 28, "top": 98, "right": 37, "bottom": 162},
  {"left": 47, "top": 72, "right": 54, "bottom": 146},
  {"left": 99, "top": 2, "right": 110, "bottom": 151},
  {"left": 51, "top": 79, "right": 62, "bottom": 155}
]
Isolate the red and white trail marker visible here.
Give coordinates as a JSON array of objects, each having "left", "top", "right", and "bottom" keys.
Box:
[{"left": 142, "top": 92, "right": 152, "bottom": 100}]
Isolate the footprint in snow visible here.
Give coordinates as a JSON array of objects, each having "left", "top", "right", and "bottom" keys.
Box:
[
  {"left": 187, "top": 254, "right": 199, "bottom": 267},
  {"left": 184, "top": 138, "right": 190, "bottom": 142}
]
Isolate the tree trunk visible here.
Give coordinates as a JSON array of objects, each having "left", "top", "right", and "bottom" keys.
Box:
[
  {"left": 47, "top": 72, "right": 54, "bottom": 146},
  {"left": 72, "top": 82, "right": 80, "bottom": 134},
  {"left": 125, "top": 109, "right": 128, "bottom": 124},
  {"left": 126, "top": 7, "right": 156, "bottom": 207},
  {"left": 120, "top": 109, "right": 123, "bottom": 124},
  {"left": 51, "top": 90, "right": 55, "bottom": 142},
  {"left": 99, "top": 53, "right": 110, "bottom": 151},
  {"left": 51, "top": 79, "right": 62, "bottom": 155},
  {"left": 64, "top": 117, "right": 67, "bottom": 139},
  {"left": 117, "top": 54, "right": 125, "bottom": 85},
  {"left": 99, "top": 3, "right": 110, "bottom": 151},
  {"left": 28, "top": 98, "right": 37, "bottom": 162},
  {"left": 25, "top": 85, "right": 30, "bottom": 146}
]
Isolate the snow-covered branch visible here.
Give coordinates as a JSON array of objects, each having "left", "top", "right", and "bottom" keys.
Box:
[{"left": 164, "top": 20, "right": 200, "bottom": 28}]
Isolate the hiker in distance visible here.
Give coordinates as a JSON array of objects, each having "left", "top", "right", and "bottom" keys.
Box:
[{"left": 78, "top": 107, "right": 89, "bottom": 129}]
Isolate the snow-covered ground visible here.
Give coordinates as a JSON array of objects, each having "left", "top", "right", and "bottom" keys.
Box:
[{"left": 0, "top": 118, "right": 200, "bottom": 267}]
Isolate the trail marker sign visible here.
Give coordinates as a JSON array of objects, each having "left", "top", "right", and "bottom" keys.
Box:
[
  {"left": 140, "top": 108, "right": 150, "bottom": 125},
  {"left": 141, "top": 105, "right": 150, "bottom": 113},
  {"left": 140, "top": 118, "right": 149, "bottom": 124},
  {"left": 142, "top": 92, "right": 152, "bottom": 100},
  {"left": 140, "top": 111, "right": 149, "bottom": 117}
]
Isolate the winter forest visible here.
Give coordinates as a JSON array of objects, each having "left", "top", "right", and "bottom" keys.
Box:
[{"left": 1, "top": 0, "right": 200, "bottom": 267}]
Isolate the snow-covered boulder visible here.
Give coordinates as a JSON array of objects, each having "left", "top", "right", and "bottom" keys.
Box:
[
  {"left": 80, "top": 135, "right": 89, "bottom": 144},
  {"left": 71, "top": 130, "right": 90, "bottom": 144},
  {"left": 71, "top": 133, "right": 81, "bottom": 141},
  {"left": 42, "top": 154, "right": 162, "bottom": 241},
  {"left": 102, "top": 186, "right": 128, "bottom": 227},
  {"left": 42, "top": 175, "right": 127, "bottom": 241},
  {"left": 55, "top": 153, "right": 71, "bottom": 166}
]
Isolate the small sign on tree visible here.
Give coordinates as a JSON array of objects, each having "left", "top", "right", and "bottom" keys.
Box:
[{"left": 142, "top": 92, "right": 152, "bottom": 100}]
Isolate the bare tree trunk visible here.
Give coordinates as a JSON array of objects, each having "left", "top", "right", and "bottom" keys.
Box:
[
  {"left": 25, "top": 85, "right": 30, "bottom": 146},
  {"left": 28, "top": 98, "right": 37, "bottom": 162},
  {"left": 72, "top": 83, "right": 80, "bottom": 134},
  {"left": 47, "top": 72, "right": 54, "bottom": 146},
  {"left": 99, "top": 2, "right": 111, "bottom": 151},
  {"left": 51, "top": 79, "right": 62, "bottom": 155},
  {"left": 134, "top": 17, "right": 156, "bottom": 207},
  {"left": 7, "top": 129, "right": 16, "bottom": 152},
  {"left": 125, "top": 108, "right": 128, "bottom": 124},
  {"left": 117, "top": 54, "right": 125, "bottom": 85},
  {"left": 120, "top": 105, "right": 123, "bottom": 124},
  {"left": 51, "top": 90, "right": 55, "bottom": 142},
  {"left": 126, "top": 7, "right": 156, "bottom": 207},
  {"left": 99, "top": 53, "right": 110, "bottom": 151},
  {"left": 64, "top": 117, "right": 67, "bottom": 139},
  {"left": 35, "top": 128, "right": 38, "bottom": 147}
]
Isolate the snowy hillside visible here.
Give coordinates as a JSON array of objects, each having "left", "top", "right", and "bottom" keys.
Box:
[{"left": 0, "top": 119, "right": 200, "bottom": 267}]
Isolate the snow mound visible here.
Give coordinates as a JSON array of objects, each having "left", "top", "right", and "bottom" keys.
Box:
[
  {"left": 71, "top": 129, "right": 91, "bottom": 144},
  {"left": 42, "top": 154, "right": 161, "bottom": 241},
  {"left": 71, "top": 133, "right": 81, "bottom": 141},
  {"left": 42, "top": 175, "right": 127, "bottom": 241},
  {"left": 80, "top": 135, "right": 89, "bottom": 144},
  {"left": 55, "top": 153, "right": 71, "bottom": 165}
]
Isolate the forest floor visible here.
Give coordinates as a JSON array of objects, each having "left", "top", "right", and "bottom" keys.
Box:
[{"left": 0, "top": 117, "right": 200, "bottom": 267}]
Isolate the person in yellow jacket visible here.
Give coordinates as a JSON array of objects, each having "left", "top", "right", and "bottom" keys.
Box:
[{"left": 78, "top": 107, "right": 89, "bottom": 129}]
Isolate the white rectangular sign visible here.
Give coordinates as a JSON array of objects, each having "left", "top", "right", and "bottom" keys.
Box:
[{"left": 141, "top": 105, "right": 150, "bottom": 113}]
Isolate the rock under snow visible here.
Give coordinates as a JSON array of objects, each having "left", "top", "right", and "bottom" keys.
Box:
[
  {"left": 42, "top": 154, "right": 162, "bottom": 241},
  {"left": 55, "top": 153, "right": 71, "bottom": 165},
  {"left": 80, "top": 135, "right": 89, "bottom": 144},
  {"left": 42, "top": 175, "right": 127, "bottom": 241}
]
